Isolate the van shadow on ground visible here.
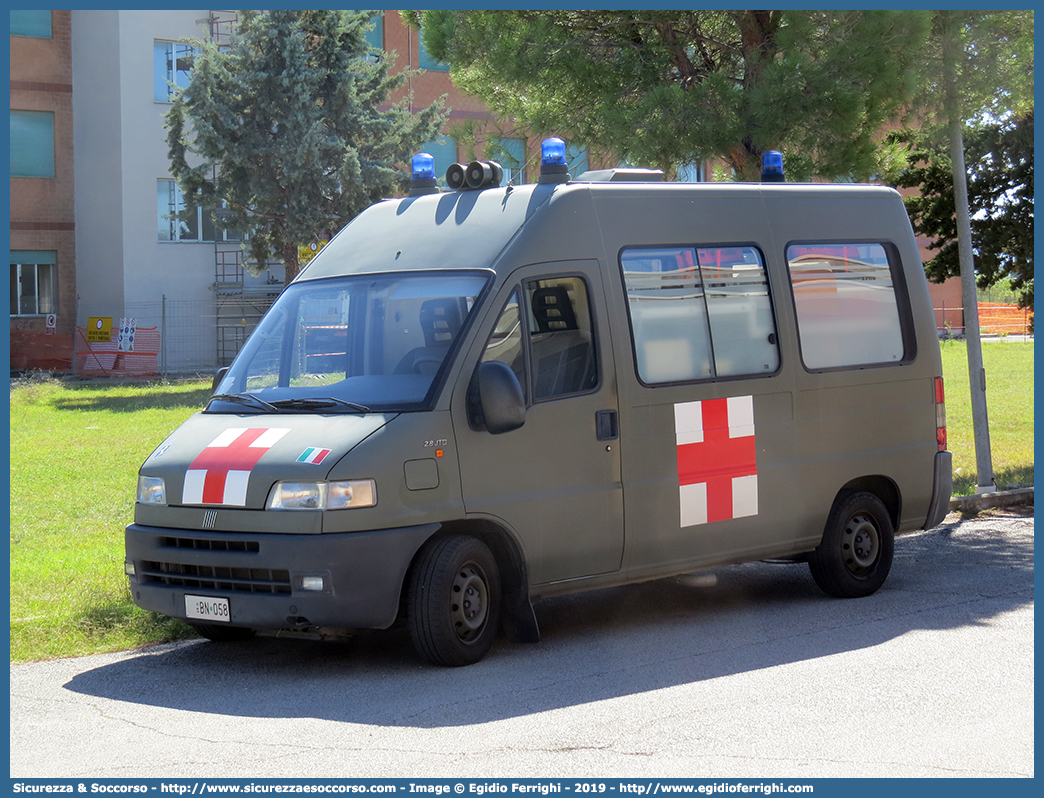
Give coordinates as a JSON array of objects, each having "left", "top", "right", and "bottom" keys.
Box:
[{"left": 64, "top": 514, "right": 1033, "bottom": 729}]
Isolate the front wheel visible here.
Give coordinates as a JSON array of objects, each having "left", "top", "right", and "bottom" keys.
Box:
[
  {"left": 407, "top": 535, "right": 501, "bottom": 666},
  {"left": 808, "top": 491, "right": 894, "bottom": 598}
]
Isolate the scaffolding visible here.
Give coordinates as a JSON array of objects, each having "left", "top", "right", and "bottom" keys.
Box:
[
  {"left": 202, "top": 11, "right": 287, "bottom": 366},
  {"left": 214, "top": 242, "right": 282, "bottom": 366},
  {"left": 202, "top": 9, "right": 236, "bottom": 45}
]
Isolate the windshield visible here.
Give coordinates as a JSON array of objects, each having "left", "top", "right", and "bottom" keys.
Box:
[{"left": 210, "top": 272, "right": 489, "bottom": 413}]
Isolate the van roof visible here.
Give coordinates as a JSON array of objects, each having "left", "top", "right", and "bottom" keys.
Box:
[
  {"left": 296, "top": 180, "right": 903, "bottom": 283},
  {"left": 297, "top": 182, "right": 556, "bottom": 281}
]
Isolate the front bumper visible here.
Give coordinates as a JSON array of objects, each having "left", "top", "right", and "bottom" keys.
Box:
[{"left": 125, "top": 522, "right": 440, "bottom": 631}]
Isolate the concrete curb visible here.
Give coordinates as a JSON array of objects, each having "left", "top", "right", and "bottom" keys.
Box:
[{"left": 948, "top": 487, "right": 1034, "bottom": 514}]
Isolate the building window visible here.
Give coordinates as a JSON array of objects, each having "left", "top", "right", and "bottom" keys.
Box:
[
  {"left": 417, "top": 26, "right": 448, "bottom": 71},
  {"left": 491, "top": 138, "right": 525, "bottom": 184},
  {"left": 10, "top": 10, "right": 52, "bottom": 38},
  {"left": 10, "top": 111, "right": 55, "bottom": 178},
  {"left": 364, "top": 13, "right": 383, "bottom": 52},
  {"left": 621, "top": 245, "right": 779, "bottom": 384},
  {"left": 787, "top": 242, "right": 907, "bottom": 369},
  {"left": 158, "top": 180, "right": 196, "bottom": 241},
  {"left": 10, "top": 252, "right": 57, "bottom": 316},
  {"left": 157, "top": 180, "right": 237, "bottom": 242},
  {"left": 676, "top": 162, "right": 705, "bottom": 182},
  {"left": 154, "top": 41, "right": 197, "bottom": 102},
  {"left": 566, "top": 144, "right": 588, "bottom": 176}
]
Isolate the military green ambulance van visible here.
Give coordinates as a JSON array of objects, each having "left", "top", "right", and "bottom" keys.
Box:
[{"left": 126, "top": 140, "right": 953, "bottom": 666}]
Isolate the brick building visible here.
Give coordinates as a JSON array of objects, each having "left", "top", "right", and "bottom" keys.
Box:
[{"left": 10, "top": 10, "right": 77, "bottom": 371}]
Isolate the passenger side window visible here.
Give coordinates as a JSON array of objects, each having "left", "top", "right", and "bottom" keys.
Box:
[
  {"left": 621, "top": 246, "right": 779, "bottom": 384},
  {"left": 481, "top": 277, "right": 599, "bottom": 403},
  {"left": 787, "top": 243, "right": 906, "bottom": 369}
]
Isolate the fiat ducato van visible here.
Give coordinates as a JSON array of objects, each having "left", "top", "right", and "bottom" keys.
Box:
[{"left": 126, "top": 143, "right": 952, "bottom": 665}]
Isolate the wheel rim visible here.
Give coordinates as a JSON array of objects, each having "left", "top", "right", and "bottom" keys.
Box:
[
  {"left": 450, "top": 561, "right": 489, "bottom": 642},
  {"left": 842, "top": 513, "right": 880, "bottom": 575}
]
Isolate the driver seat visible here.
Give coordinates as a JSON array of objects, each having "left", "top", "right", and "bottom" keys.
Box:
[{"left": 394, "top": 298, "right": 466, "bottom": 374}]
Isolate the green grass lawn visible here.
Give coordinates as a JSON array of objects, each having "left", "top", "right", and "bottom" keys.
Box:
[
  {"left": 939, "top": 340, "right": 1034, "bottom": 495},
  {"left": 8, "top": 341, "right": 1033, "bottom": 661},
  {"left": 10, "top": 376, "right": 211, "bottom": 661}
]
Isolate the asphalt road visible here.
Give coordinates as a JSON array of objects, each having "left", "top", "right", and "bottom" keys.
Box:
[{"left": 10, "top": 510, "right": 1034, "bottom": 779}]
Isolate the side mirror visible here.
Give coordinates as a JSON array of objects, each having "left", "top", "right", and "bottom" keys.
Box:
[
  {"left": 477, "top": 361, "right": 526, "bottom": 434},
  {"left": 211, "top": 366, "right": 229, "bottom": 393}
]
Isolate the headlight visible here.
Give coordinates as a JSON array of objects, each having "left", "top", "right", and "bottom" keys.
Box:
[
  {"left": 267, "top": 481, "right": 326, "bottom": 510},
  {"left": 328, "top": 479, "right": 376, "bottom": 509},
  {"left": 137, "top": 476, "right": 166, "bottom": 504},
  {"left": 267, "top": 479, "right": 376, "bottom": 511}
]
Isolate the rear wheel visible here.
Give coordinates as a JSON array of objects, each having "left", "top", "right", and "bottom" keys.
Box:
[
  {"left": 408, "top": 535, "right": 501, "bottom": 666},
  {"left": 188, "top": 622, "right": 255, "bottom": 642},
  {"left": 809, "top": 491, "right": 894, "bottom": 598}
]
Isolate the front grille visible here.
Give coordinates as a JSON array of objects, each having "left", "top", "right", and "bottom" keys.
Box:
[
  {"left": 141, "top": 561, "right": 291, "bottom": 594},
  {"left": 160, "top": 536, "right": 260, "bottom": 553}
]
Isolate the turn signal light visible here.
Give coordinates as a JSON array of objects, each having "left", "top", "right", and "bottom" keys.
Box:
[{"left": 935, "top": 377, "right": 947, "bottom": 451}]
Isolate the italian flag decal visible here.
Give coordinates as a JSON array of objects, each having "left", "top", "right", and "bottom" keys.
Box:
[
  {"left": 182, "top": 427, "right": 290, "bottom": 506},
  {"left": 297, "top": 447, "right": 332, "bottom": 465},
  {"left": 675, "top": 396, "right": 758, "bottom": 527}
]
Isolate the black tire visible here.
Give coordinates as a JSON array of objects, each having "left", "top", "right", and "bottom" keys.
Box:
[
  {"left": 808, "top": 491, "right": 894, "bottom": 598},
  {"left": 407, "top": 535, "right": 501, "bottom": 666},
  {"left": 188, "top": 622, "right": 255, "bottom": 642}
]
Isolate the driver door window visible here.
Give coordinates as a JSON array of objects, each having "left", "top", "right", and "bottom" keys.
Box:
[{"left": 483, "top": 276, "right": 598, "bottom": 404}]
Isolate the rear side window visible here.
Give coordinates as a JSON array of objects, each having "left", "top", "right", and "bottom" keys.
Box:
[
  {"left": 787, "top": 242, "right": 906, "bottom": 369},
  {"left": 621, "top": 245, "right": 779, "bottom": 384}
]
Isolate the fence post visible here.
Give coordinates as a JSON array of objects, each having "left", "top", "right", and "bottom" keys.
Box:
[
  {"left": 71, "top": 294, "right": 79, "bottom": 376},
  {"left": 161, "top": 294, "right": 167, "bottom": 378}
]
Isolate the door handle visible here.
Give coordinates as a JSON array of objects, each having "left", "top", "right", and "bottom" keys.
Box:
[{"left": 595, "top": 409, "right": 618, "bottom": 441}]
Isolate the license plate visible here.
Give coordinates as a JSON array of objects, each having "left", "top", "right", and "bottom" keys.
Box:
[{"left": 185, "top": 595, "right": 230, "bottom": 623}]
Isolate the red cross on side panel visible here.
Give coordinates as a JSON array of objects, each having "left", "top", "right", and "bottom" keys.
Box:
[{"left": 675, "top": 396, "right": 758, "bottom": 526}]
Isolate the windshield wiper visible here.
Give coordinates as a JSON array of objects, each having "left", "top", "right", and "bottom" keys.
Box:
[
  {"left": 209, "top": 393, "right": 278, "bottom": 413},
  {"left": 269, "top": 397, "right": 371, "bottom": 414}
]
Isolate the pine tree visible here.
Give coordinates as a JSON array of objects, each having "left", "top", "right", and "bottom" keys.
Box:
[
  {"left": 167, "top": 10, "right": 446, "bottom": 284},
  {"left": 410, "top": 10, "right": 929, "bottom": 181},
  {"left": 888, "top": 112, "right": 1033, "bottom": 308}
]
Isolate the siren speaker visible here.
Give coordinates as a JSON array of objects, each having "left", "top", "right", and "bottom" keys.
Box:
[
  {"left": 464, "top": 160, "right": 504, "bottom": 190},
  {"left": 465, "top": 161, "right": 492, "bottom": 188},
  {"left": 446, "top": 163, "right": 467, "bottom": 190}
]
